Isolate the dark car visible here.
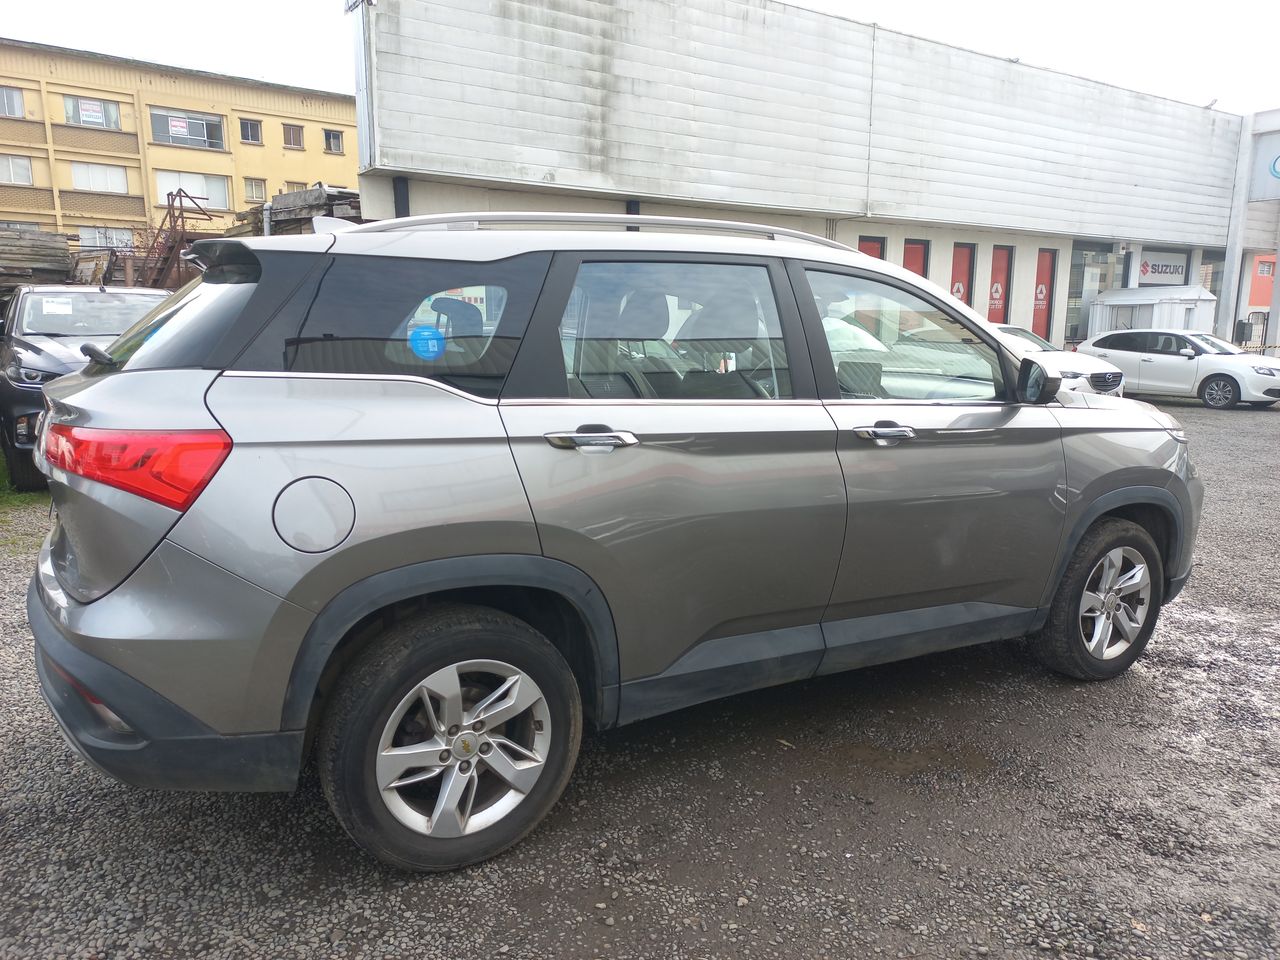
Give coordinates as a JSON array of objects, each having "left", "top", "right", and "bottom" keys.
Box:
[{"left": 1, "top": 284, "right": 168, "bottom": 489}]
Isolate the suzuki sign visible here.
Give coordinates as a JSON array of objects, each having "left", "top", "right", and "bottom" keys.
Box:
[{"left": 1137, "top": 250, "right": 1188, "bottom": 286}]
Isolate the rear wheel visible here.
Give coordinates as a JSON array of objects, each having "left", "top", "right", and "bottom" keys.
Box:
[
  {"left": 1033, "top": 519, "right": 1164, "bottom": 680},
  {"left": 1200, "top": 374, "right": 1239, "bottom": 409},
  {"left": 318, "top": 603, "right": 582, "bottom": 871},
  {"left": 2, "top": 431, "right": 46, "bottom": 492}
]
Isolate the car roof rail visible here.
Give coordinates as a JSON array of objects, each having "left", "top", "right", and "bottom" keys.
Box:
[{"left": 318, "top": 211, "right": 854, "bottom": 252}]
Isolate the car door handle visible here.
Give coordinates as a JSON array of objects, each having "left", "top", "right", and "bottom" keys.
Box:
[
  {"left": 544, "top": 426, "right": 640, "bottom": 452},
  {"left": 1140, "top": 357, "right": 1155, "bottom": 363},
  {"left": 1097, "top": 352, "right": 1110, "bottom": 358},
  {"left": 852, "top": 422, "right": 916, "bottom": 446}
]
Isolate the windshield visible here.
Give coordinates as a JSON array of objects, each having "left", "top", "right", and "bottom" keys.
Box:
[
  {"left": 1186, "top": 333, "right": 1245, "bottom": 355},
  {"left": 1000, "top": 326, "right": 1056, "bottom": 351},
  {"left": 19, "top": 290, "right": 168, "bottom": 337}
]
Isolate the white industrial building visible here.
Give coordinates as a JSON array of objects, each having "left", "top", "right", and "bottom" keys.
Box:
[{"left": 350, "top": 0, "right": 1280, "bottom": 345}]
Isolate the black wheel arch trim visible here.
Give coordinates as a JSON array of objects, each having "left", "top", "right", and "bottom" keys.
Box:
[
  {"left": 281, "top": 554, "right": 621, "bottom": 732},
  {"left": 1034, "top": 485, "right": 1185, "bottom": 625}
]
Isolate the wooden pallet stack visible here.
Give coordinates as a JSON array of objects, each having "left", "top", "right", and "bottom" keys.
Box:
[{"left": 0, "top": 229, "right": 71, "bottom": 290}]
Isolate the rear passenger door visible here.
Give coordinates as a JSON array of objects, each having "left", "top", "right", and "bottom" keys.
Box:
[
  {"left": 500, "top": 253, "right": 847, "bottom": 722},
  {"left": 790, "top": 264, "right": 1067, "bottom": 673}
]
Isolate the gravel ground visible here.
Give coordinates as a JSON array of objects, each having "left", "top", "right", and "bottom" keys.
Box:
[{"left": 1, "top": 400, "right": 1277, "bottom": 960}]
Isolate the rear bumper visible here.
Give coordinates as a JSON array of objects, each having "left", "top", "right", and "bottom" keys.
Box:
[{"left": 29, "top": 575, "right": 302, "bottom": 792}]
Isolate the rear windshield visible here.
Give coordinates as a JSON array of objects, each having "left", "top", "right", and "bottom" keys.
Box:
[
  {"left": 234, "top": 252, "right": 552, "bottom": 399},
  {"left": 105, "top": 262, "right": 260, "bottom": 370},
  {"left": 19, "top": 290, "right": 167, "bottom": 337}
]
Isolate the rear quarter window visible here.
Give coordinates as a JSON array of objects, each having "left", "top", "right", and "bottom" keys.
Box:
[{"left": 235, "top": 253, "right": 552, "bottom": 399}]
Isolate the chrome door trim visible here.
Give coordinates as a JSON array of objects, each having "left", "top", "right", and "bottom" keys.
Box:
[{"left": 220, "top": 370, "right": 500, "bottom": 405}]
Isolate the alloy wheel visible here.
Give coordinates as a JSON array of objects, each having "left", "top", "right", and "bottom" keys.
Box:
[
  {"left": 376, "top": 659, "right": 551, "bottom": 838},
  {"left": 1204, "top": 378, "right": 1235, "bottom": 408},
  {"left": 1078, "top": 546, "right": 1151, "bottom": 660}
]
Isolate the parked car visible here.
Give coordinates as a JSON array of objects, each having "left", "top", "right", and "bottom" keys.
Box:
[
  {"left": 1077, "top": 329, "right": 1279, "bottom": 409},
  {"left": 990, "top": 324, "right": 1125, "bottom": 396},
  {"left": 1, "top": 284, "right": 168, "bottom": 489},
  {"left": 29, "top": 214, "right": 1201, "bottom": 871}
]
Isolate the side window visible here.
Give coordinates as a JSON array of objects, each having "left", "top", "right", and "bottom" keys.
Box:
[
  {"left": 557, "top": 261, "right": 791, "bottom": 400},
  {"left": 1099, "top": 332, "right": 1145, "bottom": 352},
  {"left": 805, "top": 270, "right": 1003, "bottom": 402},
  {"left": 1150, "top": 333, "right": 1188, "bottom": 355},
  {"left": 243, "top": 253, "right": 551, "bottom": 399}
]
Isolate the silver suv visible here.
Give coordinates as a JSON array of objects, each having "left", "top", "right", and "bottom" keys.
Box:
[{"left": 29, "top": 214, "right": 1202, "bottom": 871}]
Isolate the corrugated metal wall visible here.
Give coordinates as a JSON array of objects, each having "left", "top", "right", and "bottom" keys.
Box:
[{"left": 363, "top": 0, "right": 1248, "bottom": 247}]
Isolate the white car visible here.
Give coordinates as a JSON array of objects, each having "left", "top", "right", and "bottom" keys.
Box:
[
  {"left": 1077, "top": 329, "right": 1279, "bottom": 409},
  {"left": 988, "top": 325, "right": 1125, "bottom": 396}
]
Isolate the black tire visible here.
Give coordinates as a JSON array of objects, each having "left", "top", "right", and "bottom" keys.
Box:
[
  {"left": 1199, "top": 374, "right": 1239, "bottom": 409},
  {"left": 1033, "top": 518, "right": 1164, "bottom": 681},
  {"left": 317, "top": 603, "right": 582, "bottom": 872},
  {"left": 1249, "top": 401, "right": 1277, "bottom": 409},
  {"left": 2, "top": 434, "right": 46, "bottom": 492}
]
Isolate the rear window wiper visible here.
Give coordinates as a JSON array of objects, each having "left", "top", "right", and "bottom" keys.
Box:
[{"left": 80, "top": 343, "right": 119, "bottom": 367}]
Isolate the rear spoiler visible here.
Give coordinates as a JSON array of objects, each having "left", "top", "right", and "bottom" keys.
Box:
[{"left": 186, "top": 239, "right": 261, "bottom": 273}]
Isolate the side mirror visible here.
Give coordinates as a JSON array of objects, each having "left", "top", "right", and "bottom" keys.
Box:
[
  {"left": 1016, "top": 356, "right": 1062, "bottom": 405},
  {"left": 1179, "top": 347, "right": 1196, "bottom": 358}
]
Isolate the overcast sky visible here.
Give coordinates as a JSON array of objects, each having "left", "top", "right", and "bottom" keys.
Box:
[{"left": 3, "top": 0, "right": 1273, "bottom": 114}]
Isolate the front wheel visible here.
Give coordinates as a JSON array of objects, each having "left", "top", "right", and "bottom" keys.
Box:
[
  {"left": 1200, "top": 374, "right": 1239, "bottom": 409},
  {"left": 1033, "top": 519, "right": 1164, "bottom": 680},
  {"left": 317, "top": 604, "right": 582, "bottom": 871}
]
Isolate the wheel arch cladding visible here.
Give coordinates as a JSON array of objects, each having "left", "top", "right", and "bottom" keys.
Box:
[
  {"left": 1041, "top": 486, "right": 1184, "bottom": 610},
  {"left": 282, "top": 555, "right": 621, "bottom": 735}
]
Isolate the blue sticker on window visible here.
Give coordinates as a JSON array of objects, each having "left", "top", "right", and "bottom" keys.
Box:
[{"left": 408, "top": 325, "right": 446, "bottom": 360}]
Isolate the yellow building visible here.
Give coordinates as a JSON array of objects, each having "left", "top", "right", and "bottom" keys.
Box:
[{"left": 0, "top": 37, "right": 357, "bottom": 246}]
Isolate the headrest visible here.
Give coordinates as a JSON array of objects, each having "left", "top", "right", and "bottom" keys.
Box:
[
  {"left": 680, "top": 292, "right": 760, "bottom": 341},
  {"left": 591, "top": 290, "right": 670, "bottom": 340},
  {"left": 431, "top": 297, "right": 483, "bottom": 337}
]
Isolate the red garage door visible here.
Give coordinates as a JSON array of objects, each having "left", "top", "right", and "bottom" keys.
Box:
[
  {"left": 1032, "top": 249, "right": 1057, "bottom": 339},
  {"left": 988, "top": 246, "right": 1014, "bottom": 324},
  {"left": 903, "top": 239, "right": 929, "bottom": 277},
  {"left": 858, "top": 236, "right": 886, "bottom": 259},
  {"left": 950, "top": 243, "right": 975, "bottom": 305}
]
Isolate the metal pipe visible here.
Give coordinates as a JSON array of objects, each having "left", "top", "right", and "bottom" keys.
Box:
[{"left": 262, "top": 200, "right": 272, "bottom": 237}]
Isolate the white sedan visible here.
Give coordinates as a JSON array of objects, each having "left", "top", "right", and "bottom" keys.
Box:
[
  {"left": 1076, "top": 329, "right": 1279, "bottom": 409},
  {"left": 988, "top": 325, "right": 1125, "bottom": 396}
]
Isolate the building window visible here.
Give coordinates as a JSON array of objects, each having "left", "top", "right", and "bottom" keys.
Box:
[
  {"left": 71, "top": 161, "right": 128, "bottom": 194},
  {"left": 156, "top": 170, "right": 230, "bottom": 209},
  {"left": 0, "top": 221, "right": 38, "bottom": 232},
  {"left": 150, "top": 107, "right": 225, "bottom": 150},
  {"left": 282, "top": 124, "right": 304, "bottom": 149},
  {"left": 240, "top": 118, "right": 262, "bottom": 144},
  {"left": 1, "top": 87, "right": 23, "bottom": 119},
  {"left": 323, "top": 129, "right": 344, "bottom": 153},
  {"left": 1259, "top": 261, "right": 1274, "bottom": 277},
  {"left": 0, "top": 155, "right": 33, "bottom": 186},
  {"left": 64, "top": 96, "right": 121, "bottom": 130},
  {"left": 244, "top": 177, "right": 266, "bottom": 203},
  {"left": 78, "top": 226, "right": 134, "bottom": 248},
  {"left": 285, "top": 181, "right": 307, "bottom": 193}
]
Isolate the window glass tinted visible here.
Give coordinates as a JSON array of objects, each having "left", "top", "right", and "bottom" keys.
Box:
[
  {"left": 805, "top": 271, "right": 1003, "bottom": 401},
  {"left": 558, "top": 261, "right": 790, "bottom": 400},
  {"left": 1149, "top": 332, "right": 1190, "bottom": 355},
  {"left": 1097, "top": 332, "right": 1147, "bottom": 352},
  {"left": 242, "top": 253, "right": 550, "bottom": 399}
]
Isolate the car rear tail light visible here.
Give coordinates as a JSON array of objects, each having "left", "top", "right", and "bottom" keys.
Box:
[{"left": 44, "top": 424, "right": 231, "bottom": 512}]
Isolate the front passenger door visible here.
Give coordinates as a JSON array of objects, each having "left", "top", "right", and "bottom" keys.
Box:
[
  {"left": 793, "top": 265, "right": 1068, "bottom": 673},
  {"left": 1138, "top": 332, "right": 1199, "bottom": 395}
]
